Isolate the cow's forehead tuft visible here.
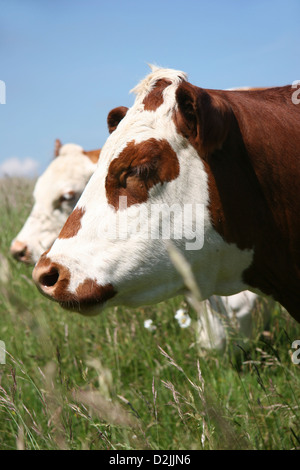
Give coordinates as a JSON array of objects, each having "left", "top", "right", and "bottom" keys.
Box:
[
  {"left": 143, "top": 79, "right": 172, "bottom": 111},
  {"left": 58, "top": 143, "right": 84, "bottom": 156},
  {"left": 34, "top": 153, "right": 95, "bottom": 196},
  {"left": 130, "top": 66, "right": 188, "bottom": 103}
]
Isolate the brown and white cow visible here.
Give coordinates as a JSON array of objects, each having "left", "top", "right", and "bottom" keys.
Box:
[
  {"left": 32, "top": 66, "right": 300, "bottom": 323},
  {"left": 11, "top": 140, "right": 100, "bottom": 264},
  {"left": 10, "top": 133, "right": 267, "bottom": 348}
]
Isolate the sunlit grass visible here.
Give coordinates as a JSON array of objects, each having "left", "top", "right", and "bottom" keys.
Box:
[{"left": 0, "top": 177, "right": 299, "bottom": 450}]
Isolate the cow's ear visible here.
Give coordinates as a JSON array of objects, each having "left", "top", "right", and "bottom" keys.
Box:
[
  {"left": 107, "top": 106, "right": 129, "bottom": 134},
  {"left": 175, "top": 82, "right": 199, "bottom": 142},
  {"left": 175, "top": 82, "right": 233, "bottom": 156},
  {"left": 54, "top": 139, "right": 62, "bottom": 158},
  {"left": 83, "top": 149, "right": 101, "bottom": 164}
]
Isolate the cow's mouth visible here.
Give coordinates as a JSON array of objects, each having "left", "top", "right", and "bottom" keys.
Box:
[{"left": 58, "top": 300, "right": 106, "bottom": 316}]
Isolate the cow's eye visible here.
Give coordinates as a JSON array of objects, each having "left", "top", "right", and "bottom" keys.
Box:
[
  {"left": 60, "top": 191, "right": 76, "bottom": 203},
  {"left": 115, "top": 158, "right": 160, "bottom": 191},
  {"left": 127, "top": 158, "right": 159, "bottom": 181},
  {"left": 54, "top": 191, "right": 77, "bottom": 208},
  {"left": 119, "top": 171, "right": 127, "bottom": 188}
]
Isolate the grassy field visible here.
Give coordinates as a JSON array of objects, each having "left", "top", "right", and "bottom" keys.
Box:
[{"left": 0, "top": 177, "right": 299, "bottom": 450}]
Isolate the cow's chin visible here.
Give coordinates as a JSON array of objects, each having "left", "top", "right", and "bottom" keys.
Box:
[
  {"left": 58, "top": 300, "right": 105, "bottom": 317},
  {"left": 35, "top": 287, "right": 105, "bottom": 316},
  {"left": 33, "top": 279, "right": 109, "bottom": 316}
]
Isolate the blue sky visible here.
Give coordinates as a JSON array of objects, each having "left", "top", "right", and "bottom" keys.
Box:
[{"left": 0, "top": 0, "right": 299, "bottom": 176}]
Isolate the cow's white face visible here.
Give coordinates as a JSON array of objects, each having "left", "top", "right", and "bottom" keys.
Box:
[
  {"left": 11, "top": 143, "right": 98, "bottom": 264},
  {"left": 32, "top": 67, "right": 254, "bottom": 315}
]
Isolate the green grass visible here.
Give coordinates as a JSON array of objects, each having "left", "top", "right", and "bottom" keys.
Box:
[{"left": 0, "top": 177, "right": 299, "bottom": 450}]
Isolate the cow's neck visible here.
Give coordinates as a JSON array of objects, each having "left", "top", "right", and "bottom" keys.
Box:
[{"left": 204, "top": 89, "right": 300, "bottom": 321}]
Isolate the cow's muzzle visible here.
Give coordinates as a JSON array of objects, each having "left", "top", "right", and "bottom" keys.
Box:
[
  {"left": 10, "top": 240, "right": 32, "bottom": 264},
  {"left": 32, "top": 253, "right": 116, "bottom": 315}
]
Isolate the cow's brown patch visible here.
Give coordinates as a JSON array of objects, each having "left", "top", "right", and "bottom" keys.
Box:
[
  {"left": 53, "top": 275, "right": 115, "bottom": 311},
  {"left": 58, "top": 281, "right": 116, "bottom": 314},
  {"left": 105, "top": 138, "right": 180, "bottom": 210},
  {"left": 143, "top": 79, "right": 172, "bottom": 111},
  {"left": 58, "top": 207, "right": 85, "bottom": 239},
  {"left": 32, "top": 250, "right": 51, "bottom": 276},
  {"left": 174, "top": 82, "right": 300, "bottom": 322},
  {"left": 83, "top": 148, "right": 101, "bottom": 164},
  {"left": 34, "top": 249, "right": 51, "bottom": 270},
  {"left": 76, "top": 279, "right": 116, "bottom": 304},
  {"left": 57, "top": 279, "right": 116, "bottom": 314},
  {"left": 107, "top": 106, "right": 129, "bottom": 133}
]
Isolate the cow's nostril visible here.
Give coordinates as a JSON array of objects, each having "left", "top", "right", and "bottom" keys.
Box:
[
  {"left": 10, "top": 241, "right": 29, "bottom": 261},
  {"left": 14, "top": 249, "right": 26, "bottom": 260},
  {"left": 40, "top": 268, "right": 59, "bottom": 288}
]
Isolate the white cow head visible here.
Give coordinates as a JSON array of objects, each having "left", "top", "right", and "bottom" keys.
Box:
[
  {"left": 11, "top": 140, "right": 100, "bottom": 264},
  {"left": 32, "top": 66, "right": 256, "bottom": 315}
]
